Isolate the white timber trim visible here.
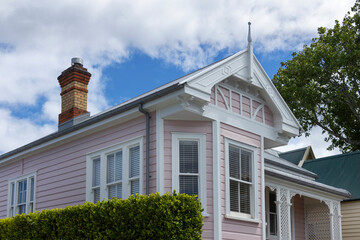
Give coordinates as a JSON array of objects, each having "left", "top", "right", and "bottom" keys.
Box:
[
  {"left": 156, "top": 110, "right": 165, "bottom": 194},
  {"left": 86, "top": 136, "right": 143, "bottom": 202},
  {"left": 225, "top": 138, "right": 259, "bottom": 221},
  {"left": 261, "top": 135, "right": 266, "bottom": 240},
  {"left": 212, "top": 120, "right": 222, "bottom": 240},
  {"left": 7, "top": 171, "right": 37, "bottom": 217},
  {"left": 171, "top": 132, "right": 207, "bottom": 215}
]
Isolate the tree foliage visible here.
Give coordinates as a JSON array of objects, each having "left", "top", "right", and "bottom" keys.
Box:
[{"left": 273, "top": 0, "right": 360, "bottom": 152}]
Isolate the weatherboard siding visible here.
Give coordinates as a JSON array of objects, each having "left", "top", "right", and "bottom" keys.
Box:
[
  {"left": 163, "top": 120, "right": 214, "bottom": 240},
  {"left": 0, "top": 113, "right": 157, "bottom": 218},
  {"left": 293, "top": 195, "right": 305, "bottom": 240},
  {"left": 211, "top": 85, "right": 274, "bottom": 127},
  {"left": 342, "top": 200, "right": 360, "bottom": 240},
  {"left": 0, "top": 161, "right": 22, "bottom": 217},
  {"left": 220, "top": 123, "right": 262, "bottom": 240}
]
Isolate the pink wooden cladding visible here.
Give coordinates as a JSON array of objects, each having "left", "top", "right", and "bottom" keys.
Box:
[
  {"left": 293, "top": 195, "right": 305, "bottom": 240},
  {"left": 220, "top": 123, "right": 262, "bottom": 240},
  {"left": 163, "top": 120, "right": 214, "bottom": 240},
  {"left": 264, "top": 106, "right": 274, "bottom": 127},
  {"left": 211, "top": 85, "right": 275, "bottom": 127},
  {"left": 0, "top": 113, "right": 157, "bottom": 218}
]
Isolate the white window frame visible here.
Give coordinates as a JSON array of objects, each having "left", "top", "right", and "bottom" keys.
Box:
[
  {"left": 225, "top": 138, "right": 258, "bottom": 221},
  {"left": 266, "top": 188, "right": 278, "bottom": 239},
  {"left": 86, "top": 136, "right": 143, "bottom": 202},
  {"left": 172, "top": 132, "right": 207, "bottom": 215},
  {"left": 7, "top": 172, "right": 36, "bottom": 217}
]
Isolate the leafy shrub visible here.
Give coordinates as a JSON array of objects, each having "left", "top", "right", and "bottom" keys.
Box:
[{"left": 0, "top": 192, "right": 203, "bottom": 239}]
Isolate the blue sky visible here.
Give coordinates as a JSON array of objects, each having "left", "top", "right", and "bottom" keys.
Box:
[{"left": 0, "top": 0, "right": 355, "bottom": 157}]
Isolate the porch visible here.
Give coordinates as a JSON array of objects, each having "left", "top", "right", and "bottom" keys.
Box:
[{"left": 265, "top": 184, "right": 342, "bottom": 240}]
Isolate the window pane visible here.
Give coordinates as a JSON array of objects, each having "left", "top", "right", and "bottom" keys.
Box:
[
  {"left": 241, "top": 150, "right": 252, "bottom": 182},
  {"left": 107, "top": 153, "right": 115, "bottom": 183},
  {"left": 115, "top": 151, "right": 122, "bottom": 181},
  {"left": 269, "top": 191, "right": 276, "bottom": 213},
  {"left": 240, "top": 182, "right": 251, "bottom": 214},
  {"left": 109, "top": 183, "right": 122, "bottom": 199},
  {"left": 29, "top": 203, "right": 34, "bottom": 213},
  {"left": 30, "top": 177, "right": 35, "bottom": 202},
  {"left": 131, "top": 180, "right": 140, "bottom": 195},
  {"left": 130, "top": 146, "right": 140, "bottom": 178},
  {"left": 179, "top": 175, "right": 198, "bottom": 196},
  {"left": 93, "top": 188, "right": 100, "bottom": 203},
  {"left": 230, "top": 180, "right": 239, "bottom": 212},
  {"left": 93, "top": 158, "right": 100, "bottom": 187},
  {"left": 18, "top": 180, "right": 27, "bottom": 204},
  {"left": 18, "top": 204, "right": 26, "bottom": 214},
  {"left": 179, "top": 141, "right": 198, "bottom": 173},
  {"left": 270, "top": 213, "right": 277, "bottom": 235},
  {"left": 229, "top": 145, "right": 240, "bottom": 179}
]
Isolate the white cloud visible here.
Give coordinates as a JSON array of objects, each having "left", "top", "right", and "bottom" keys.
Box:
[
  {"left": 275, "top": 126, "right": 342, "bottom": 158},
  {"left": 0, "top": 0, "right": 355, "bottom": 153},
  {"left": 0, "top": 108, "right": 55, "bottom": 153}
]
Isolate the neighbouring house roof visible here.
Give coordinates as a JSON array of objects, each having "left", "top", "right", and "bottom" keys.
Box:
[
  {"left": 302, "top": 151, "right": 360, "bottom": 200},
  {"left": 264, "top": 150, "right": 351, "bottom": 198},
  {"left": 278, "top": 146, "right": 315, "bottom": 166}
]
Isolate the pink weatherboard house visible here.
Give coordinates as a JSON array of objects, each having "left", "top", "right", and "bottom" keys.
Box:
[{"left": 0, "top": 25, "right": 350, "bottom": 240}]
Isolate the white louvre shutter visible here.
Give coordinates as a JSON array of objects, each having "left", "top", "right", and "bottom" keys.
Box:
[
  {"left": 92, "top": 158, "right": 101, "bottom": 203},
  {"left": 108, "top": 151, "right": 123, "bottom": 199},
  {"left": 107, "top": 154, "right": 115, "bottom": 184},
  {"left": 93, "top": 158, "right": 100, "bottom": 187},
  {"left": 115, "top": 151, "right": 122, "bottom": 181},
  {"left": 130, "top": 146, "right": 140, "bottom": 178},
  {"left": 241, "top": 150, "right": 252, "bottom": 182},
  {"left": 229, "top": 144, "right": 252, "bottom": 215},
  {"left": 130, "top": 146, "right": 140, "bottom": 195},
  {"left": 179, "top": 140, "right": 199, "bottom": 197}
]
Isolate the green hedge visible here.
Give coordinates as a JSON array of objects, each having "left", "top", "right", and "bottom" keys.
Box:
[{"left": 0, "top": 192, "right": 203, "bottom": 239}]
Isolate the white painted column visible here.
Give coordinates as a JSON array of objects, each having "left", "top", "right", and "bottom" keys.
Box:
[
  {"left": 156, "top": 110, "right": 165, "bottom": 194},
  {"left": 329, "top": 201, "right": 335, "bottom": 240},
  {"left": 212, "top": 120, "right": 222, "bottom": 240}
]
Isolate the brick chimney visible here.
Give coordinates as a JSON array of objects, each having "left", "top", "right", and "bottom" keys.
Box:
[{"left": 58, "top": 58, "right": 91, "bottom": 130}]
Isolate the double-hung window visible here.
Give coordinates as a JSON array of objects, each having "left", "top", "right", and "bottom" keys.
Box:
[
  {"left": 86, "top": 137, "right": 143, "bottom": 203},
  {"left": 266, "top": 190, "right": 278, "bottom": 238},
  {"left": 172, "top": 133, "right": 207, "bottom": 214},
  {"left": 226, "top": 139, "right": 258, "bottom": 220},
  {"left": 8, "top": 172, "right": 36, "bottom": 217}
]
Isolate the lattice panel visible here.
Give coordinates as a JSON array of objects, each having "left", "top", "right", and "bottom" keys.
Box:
[
  {"left": 333, "top": 204, "right": 341, "bottom": 240},
  {"left": 305, "top": 202, "right": 331, "bottom": 240},
  {"left": 280, "top": 188, "right": 289, "bottom": 239}
]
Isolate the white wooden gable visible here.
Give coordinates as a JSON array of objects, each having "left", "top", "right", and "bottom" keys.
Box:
[{"left": 176, "top": 28, "right": 301, "bottom": 148}]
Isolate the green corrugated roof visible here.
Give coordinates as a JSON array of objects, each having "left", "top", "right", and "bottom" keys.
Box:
[
  {"left": 278, "top": 147, "right": 307, "bottom": 165},
  {"left": 303, "top": 151, "right": 360, "bottom": 200}
]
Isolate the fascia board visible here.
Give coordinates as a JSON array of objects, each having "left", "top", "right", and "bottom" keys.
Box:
[
  {"left": 252, "top": 56, "right": 303, "bottom": 132},
  {"left": 179, "top": 49, "right": 248, "bottom": 86},
  {"left": 265, "top": 169, "right": 351, "bottom": 200}
]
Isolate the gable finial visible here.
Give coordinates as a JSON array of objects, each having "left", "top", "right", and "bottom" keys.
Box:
[
  {"left": 248, "top": 22, "right": 252, "bottom": 44},
  {"left": 247, "top": 22, "right": 253, "bottom": 82}
]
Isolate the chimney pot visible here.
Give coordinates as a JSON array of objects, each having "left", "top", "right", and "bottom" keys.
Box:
[{"left": 71, "top": 57, "right": 83, "bottom": 66}]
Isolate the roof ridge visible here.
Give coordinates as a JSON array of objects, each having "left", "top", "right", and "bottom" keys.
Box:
[
  {"left": 304, "top": 150, "right": 360, "bottom": 164},
  {"left": 279, "top": 147, "right": 307, "bottom": 155}
]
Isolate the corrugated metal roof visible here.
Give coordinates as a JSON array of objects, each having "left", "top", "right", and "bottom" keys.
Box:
[
  {"left": 303, "top": 151, "right": 360, "bottom": 200},
  {"left": 278, "top": 147, "right": 307, "bottom": 165}
]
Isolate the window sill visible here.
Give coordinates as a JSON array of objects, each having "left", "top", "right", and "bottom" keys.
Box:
[
  {"left": 202, "top": 212, "right": 210, "bottom": 217},
  {"left": 225, "top": 214, "right": 260, "bottom": 224}
]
